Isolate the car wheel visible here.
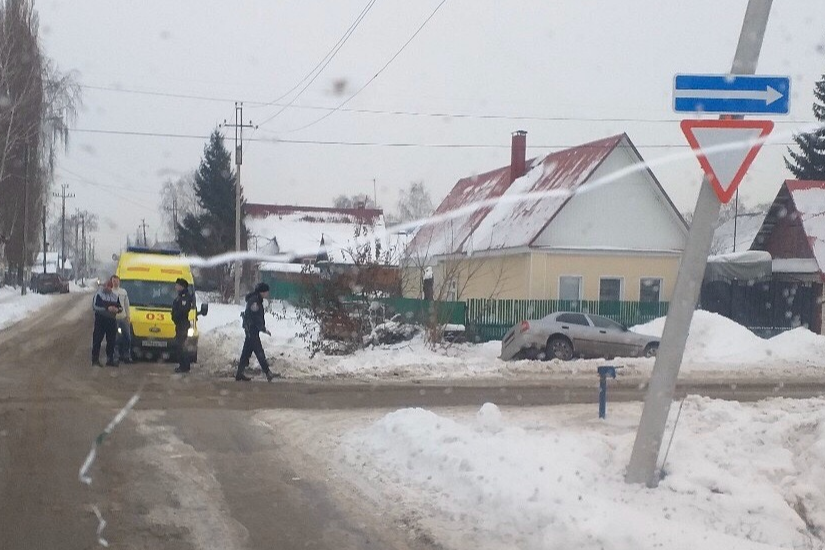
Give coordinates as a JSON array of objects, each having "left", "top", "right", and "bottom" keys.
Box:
[
  {"left": 546, "top": 336, "right": 574, "bottom": 361},
  {"left": 644, "top": 343, "right": 659, "bottom": 358}
]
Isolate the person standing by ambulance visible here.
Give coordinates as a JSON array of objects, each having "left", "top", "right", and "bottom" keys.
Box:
[
  {"left": 171, "top": 278, "right": 193, "bottom": 374},
  {"left": 111, "top": 275, "right": 132, "bottom": 364},
  {"left": 92, "top": 277, "right": 122, "bottom": 367}
]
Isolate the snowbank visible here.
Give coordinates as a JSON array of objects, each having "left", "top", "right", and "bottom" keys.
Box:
[
  {"left": 633, "top": 310, "right": 825, "bottom": 366},
  {"left": 195, "top": 303, "right": 825, "bottom": 380},
  {"left": 0, "top": 287, "right": 53, "bottom": 331},
  {"left": 338, "top": 397, "right": 825, "bottom": 549}
]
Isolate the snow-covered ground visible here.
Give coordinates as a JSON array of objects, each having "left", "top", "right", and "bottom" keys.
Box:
[
  {"left": 0, "top": 286, "right": 54, "bottom": 331},
  {"left": 259, "top": 397, "right": 825, "bottom": 550},
  {"left": 195, "top": 301, "right": 825, "bottom": 380}
]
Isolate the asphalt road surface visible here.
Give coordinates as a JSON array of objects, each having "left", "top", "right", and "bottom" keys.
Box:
[{"left": 2, "top": 293, "right": 824, "bottom": 549}]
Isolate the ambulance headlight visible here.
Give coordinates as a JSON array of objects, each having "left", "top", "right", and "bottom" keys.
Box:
[{"left": 187, "top": 328, "right": 194, "bottom": 337}]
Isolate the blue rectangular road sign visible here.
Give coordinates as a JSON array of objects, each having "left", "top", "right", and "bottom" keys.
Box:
[{"left": 673, "top": 74, "right": 790, "bottom": 115}]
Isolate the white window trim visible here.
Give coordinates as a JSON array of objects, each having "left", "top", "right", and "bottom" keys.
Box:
[
  {"left": 558, "top": 275, "right": 583, "bottom": 301},
  {"left": 599, "top": 276, "right": 624, "bottom": 301},
  {"left": 639, "top": 276, "right": 664, "bottom": 302}
]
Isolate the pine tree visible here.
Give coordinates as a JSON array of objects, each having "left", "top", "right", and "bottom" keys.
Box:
[
  {"left": 177, "top": 129, "right": 247, "bottom": 295},
  {"left": 785, "top": 75, "right": 825, "bottom": 180}
]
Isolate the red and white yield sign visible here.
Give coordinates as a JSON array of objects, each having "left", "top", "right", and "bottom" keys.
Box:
[{"left": 681, "top": 119, "right": 774, "bottom": 203}]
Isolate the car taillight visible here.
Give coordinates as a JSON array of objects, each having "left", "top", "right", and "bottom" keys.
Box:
[{"left": 520, "top": 321, "right": 530, "bottom": 333}]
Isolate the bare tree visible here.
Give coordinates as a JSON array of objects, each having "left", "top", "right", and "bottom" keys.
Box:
[
  {"left": 333, "top": 194, "right": 375, "bottom": 209},
  {"left": 158, "top": 171, "right": 199, "bottom": 240},
  {"left": 0, "top": 0, "right": 79, "bottom": 284},
  {"left": 395, "top": 181, "right": 434, "bottom": 225}
]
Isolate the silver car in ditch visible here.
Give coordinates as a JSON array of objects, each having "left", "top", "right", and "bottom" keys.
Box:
[{"left": 500, "top": 311, "right": 660, "bottom": 361}]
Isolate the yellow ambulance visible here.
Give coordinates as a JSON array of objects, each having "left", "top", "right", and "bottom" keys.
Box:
[{"left": 115, "top": 247, "right": 208, "bottom": 362}]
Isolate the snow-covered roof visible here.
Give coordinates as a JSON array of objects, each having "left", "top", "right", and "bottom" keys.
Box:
[
  {"left": 245, "top": 204, "right": 403, "bottom": 266},
  {"left": 786, "top": 180, "right": 825, "bottom": 273},
  {"left": 34, "top": 251, "right": 72, "bottom": 272},
  {"left": 408, "top": 134, "right": 623, "bottom": 257},
  {"left": 712, "top": 211, "right": 766, "bottom": 254}
]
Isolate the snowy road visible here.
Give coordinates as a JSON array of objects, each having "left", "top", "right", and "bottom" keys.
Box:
[{"left": 2, "top": 293, "right": 825, "bottom": 549}]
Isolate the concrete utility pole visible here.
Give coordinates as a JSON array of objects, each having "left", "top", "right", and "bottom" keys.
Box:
[
  {"left": 80, "top": 215, "right": 86, "bottom": 282},
  {"left": 41, "top": 205, "right": 47, "bottom": 274},
  {"left": 21, "top": 147, "right": 29, "bottom": 295},
  {"left": 53, "top": 183, "right": 74, "bottom": 275},
  {"left": 139, "top": 219, "right": 149, "bottom": 247},
  {"left": 625, "top": 0, "right": 774, "bottom": 487},
  {"left": 222, "top": 102, "right": 256, "bottom": 303}
]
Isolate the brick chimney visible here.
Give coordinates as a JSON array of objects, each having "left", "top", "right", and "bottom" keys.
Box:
[{"left": 510, "top": 130, "right": 527, "bottom": 183}]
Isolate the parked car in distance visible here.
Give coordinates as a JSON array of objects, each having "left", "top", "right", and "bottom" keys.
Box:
[
  {"left": 500, "top": 311, "right": 659, "bottom": 361},
  {"left": 30, "top": 273, "right": 70, "bottom": 294}
]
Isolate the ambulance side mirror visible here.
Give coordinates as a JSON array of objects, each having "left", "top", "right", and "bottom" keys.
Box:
[{"left": 199, "top": 303, "right": 208, "bottom": 317}]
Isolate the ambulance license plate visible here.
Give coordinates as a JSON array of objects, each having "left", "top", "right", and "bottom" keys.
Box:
[{"left": 143, "top": 340, "right": 167, "bottom": 348}]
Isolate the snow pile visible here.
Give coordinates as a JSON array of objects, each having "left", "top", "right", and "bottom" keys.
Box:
[
  {"left": 341, "top": 397, "right": 825, "bottom": 550},
  {"left": 0, "top": 287, "right": 53, "bottom": 331},
  {"left": 633, "top": 310, "right": 825, "bottom": 367},
  {"left": 363, "top": 320, "right": 419, "bottom": 346}
]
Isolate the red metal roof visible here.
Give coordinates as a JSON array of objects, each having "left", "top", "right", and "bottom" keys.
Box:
[
  {"left": 409, "top": 134, "right": 624, "bottom": 257},
  {"left": 785, "top": 180, "right": 825, "bottom": 193}
]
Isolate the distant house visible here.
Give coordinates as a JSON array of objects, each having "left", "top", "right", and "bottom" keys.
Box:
[
  {"left": 405, "top": 131, "right": 688, "bottom": 302},
  {"left": 244, "top": 203, "right": 405, "bottom": 299},
  {"left": 34, "top": 251, "right": 72, "bottom": 276}
]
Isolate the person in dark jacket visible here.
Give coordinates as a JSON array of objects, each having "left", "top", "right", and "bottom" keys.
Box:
[
  {"left": 236, "top": 282, "right": 281, "bottom": 382},
  {"left": 171, "top": 278, "right": 193, "bottom": 373},
  {"left": 92, "top": 277, "right": 122, "bottom": 367}
]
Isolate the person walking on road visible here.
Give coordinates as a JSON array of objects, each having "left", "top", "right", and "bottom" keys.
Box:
[
  {"left": 111, "top": 275, "right": 132, "bottom": 364},
  {"left": 92, "top": 277, "right": 122, "bottom": 367},
  {"left": 236, "top": 282, "right": 281, "bottom": 382},
  {"left": 171, "top": 278, "right": 193, "bottom": 374}
]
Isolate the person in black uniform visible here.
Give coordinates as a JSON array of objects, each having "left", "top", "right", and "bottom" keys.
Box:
[
  {"left": 92, "top": 276, "right": 123, "bottom": 367},
  {"left": 236, "top": 282, "right": 281, "bottom": 382},
  {"left": 171, "top": 278, "right": 193, "bottom": 374}
]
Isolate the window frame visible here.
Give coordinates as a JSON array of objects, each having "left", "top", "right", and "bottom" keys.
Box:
[
  {"left": 639, "top": 277, "right": 663, "bottom": 303},
  {"left": 599, "top": 276, "right": 624, "bottom": 302},
  {"left": 558, "top": 275, "right": 583, "bottom": 301}
]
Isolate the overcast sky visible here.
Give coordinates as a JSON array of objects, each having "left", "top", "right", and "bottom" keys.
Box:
[{"left": 35, "top": 0, "right": 825, "bottom": 257}]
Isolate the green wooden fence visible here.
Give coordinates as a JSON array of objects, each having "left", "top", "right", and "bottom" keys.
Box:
[{"left": 466, "top": 299, "right": 669, "bottom": 342}]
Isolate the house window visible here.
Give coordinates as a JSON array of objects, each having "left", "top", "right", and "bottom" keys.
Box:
[
  {"left": 599, "top": 277, "right": 623, "bottom": 302},
  {"left": 559, "top": 276, "right": 582, "bottom": 301},
  {"left": 640, "top": 278, "right": 662, "bottom": 302}
]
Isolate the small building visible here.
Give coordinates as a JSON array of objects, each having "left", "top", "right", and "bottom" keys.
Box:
[
  {"left": 404, "top": 131, "right": 689, "bottom": 303},
  {"left": 244, "top": 204, "right": 404, "bottom": 299},
  {"left": 750, "top": 179, "right": 825, "bottom": 333}
]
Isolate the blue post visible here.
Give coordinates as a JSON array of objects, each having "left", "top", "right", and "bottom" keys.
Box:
[{"left": 597, "top": 366, "right": 617, "bottom": 419}]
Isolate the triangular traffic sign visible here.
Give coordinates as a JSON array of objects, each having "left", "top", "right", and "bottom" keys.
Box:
[{"left": 681, "top": 119, "right": 774, "bottom": 203}]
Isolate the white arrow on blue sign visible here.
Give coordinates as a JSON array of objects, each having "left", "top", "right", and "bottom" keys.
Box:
[{"left": 673, "top": 74, "right": 790, "bottom": 115}]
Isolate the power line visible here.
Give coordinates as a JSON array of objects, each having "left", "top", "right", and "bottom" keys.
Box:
[
  {"left": 79, "top": 84, "right": 811, "bottom": 125},
  {"left": 256, "top": 0, "right": 377, "bottom": 124},
  {"left": 68, "top": 127, "right": 798, "bottom": 149},
  {"left": 273, "top": 0, "right": 449, "bottom": 134}
]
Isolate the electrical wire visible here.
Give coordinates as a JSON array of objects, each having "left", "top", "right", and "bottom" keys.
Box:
[
  {"left": 256, "top": 0, "right": 377, "bottom": 124},
  {"left": 276, "top": 0, "right": 448, "bottom": 134},
  {"left": 79, "top": 84, "right": 810, "bottom": 125},
  {"left": 69, "top": 127, "right": 798, "bottom": 149}
]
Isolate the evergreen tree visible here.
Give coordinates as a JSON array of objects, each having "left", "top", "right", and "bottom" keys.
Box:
[
  {"left": 785, "top": 75, "right": 825, "bottom": 180},
  {"left": 177, "top": 129, "right": 247, "bottom": 296}
]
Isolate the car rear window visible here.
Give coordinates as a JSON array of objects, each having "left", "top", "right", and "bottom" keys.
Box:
[{"left": 556, "top": 313, "right": 589, "bottom": 326}]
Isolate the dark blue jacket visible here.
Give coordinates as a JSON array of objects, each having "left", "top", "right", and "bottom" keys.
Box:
[
  {"left": 93, "top": 288, "right": 122, "bottom": 321},
  {"left": 242, "top": 291, "right": 266, "bottom": 333},
  {"left": 171, "top": 289, "right": 192, "bottom": 328}
]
